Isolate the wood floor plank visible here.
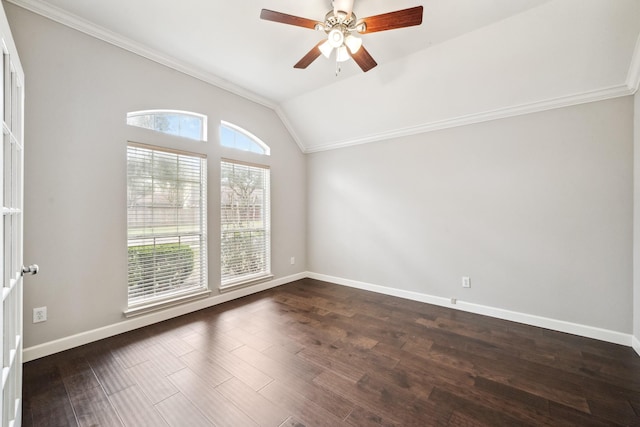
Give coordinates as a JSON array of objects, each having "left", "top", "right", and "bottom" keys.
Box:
[
  {"left": 547, "top": 401, "right": 618, "bottom": 427},
  {"left": 427, "top": 341, "right": 593, "bottom": 413},
  {"left": 181, "top": 329, "right": 243, "bottom": 352},
  {"left": 278, "top": 416, "right": 307, "bottom": 427},
  {"left": 447, "top": 411, "right": 490, "bottom": 427},
  {"left": 22, "top": 279, "right": 640, "bottom": 426},
  {"left": 29, "top": 385, "right": 78, "bottom": 427},
  {"left": 586, "top": 397, "right": 638, "bottom": 425},
  {"left": 62, "top": 370, "right": 101, "bottom": 399},
  {"left": 433, "top": 378, "right": 561, "bottom": 426},
  {"left": 69, "top": 384, "right": 123, "bottom": 427},
  {"left": 154, "top": 392, "right": 213, "bottom": 427},
  {"left": 259, "top": 379, "right": 347, "bottom": 427},
  {"left": 178, "top": 350, "right": 236, "bottom": 387},
  {"left": 225, "top": 326, "right": 273, "bottom": 352},
  {"left": 156, "top": 335, "right": 196, "bottom": 358},
  {"left": 277, "top": 374, "right": 354, "bottom": 421},
  {"left": 109, "top": 385, "right": 169, "bottom": 427},
  {"left": 232, "top": 344, "right": 322, "bottom": 384},
  {"left": 343, "top": 405, "right": 398, "bottom": 427},
  {"left": 169, "top": 367, "right": 258, "bottom": 427},
  {"left": 278, "top": 287, "right": 357, "bottom": 317},
  {"left": 126, "top": 359, "right": 179, "bottom": 405},
  {"left": 56, "top": 355, "right": 95, "bottom": 379},
  {"left": 313, "top": 370, "right": 437, "bottom": 426},
  {"left": 216, "top": 377, "right": 289, "bottom": 427},
  {"left": 298, "top": 343, "right": 366, "bottom": 382},
  {"left": 143, "top": 343, "right": 187, "bottom": 375},
  {"left": 248, "top": 345, "right": 354, "bottom": 420},
  {"left": 85, "top": 351, "right": 136, "bottom": 396},
  {"left": 429, "top": 387, "right": 533, "bottom": 426},
  {"left": 198, "top": 344, "right": 274, "bottom": 391},
  {"left": 110, "top": 339, "right": 154, "bottom": 369},
  {"left": 473, "top": 376, "right": 549, "bottom": 412},
  {"left": 371, "top": 342, "right": 475, "bottom": 395}
]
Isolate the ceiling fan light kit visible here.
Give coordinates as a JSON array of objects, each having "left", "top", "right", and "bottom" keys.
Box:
[
  {"left": 344, "top": 35, "right": 362, "bottom": 54},
  {"left": 260, "top": 2, "right": 423, "bottom": 73}
]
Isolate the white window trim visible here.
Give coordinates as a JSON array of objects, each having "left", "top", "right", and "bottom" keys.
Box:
[
  {"left": 124, "top": 289, "right": 211, "bottom": 318},
  {"left": 219, "top": 273, "right": 274, "bottom": 293}
]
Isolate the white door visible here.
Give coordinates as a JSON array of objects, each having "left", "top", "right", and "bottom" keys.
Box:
[{"left": 0, "top": 5, "right": 25, "bottom": 427}]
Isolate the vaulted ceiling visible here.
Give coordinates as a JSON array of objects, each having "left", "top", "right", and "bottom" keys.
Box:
[{"left": 7, "top": 0, "right": 640, "bottom": 152}]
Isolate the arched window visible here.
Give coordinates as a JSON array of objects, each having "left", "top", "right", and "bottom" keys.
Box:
[
  {"left": 220, "top": 121, "right": 270, "bottom": 155},
  {"left": 127, "top": 110, "right": 207, "bottom": 142}
]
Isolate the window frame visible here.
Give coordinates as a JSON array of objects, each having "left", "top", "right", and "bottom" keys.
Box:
[
  {"left": 220, "top": 158, "right": 272, "bottom": 290},
  {"left": 125, "top": 142, "right": 209, "bottom": 316}
]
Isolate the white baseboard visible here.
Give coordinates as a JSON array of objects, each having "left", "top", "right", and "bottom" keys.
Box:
[
  {"left": 306, "top": 272, "right": 633, "bottom": 348},
  {"left": 23, "top": 271, "right": 636, "bottom": 362},
  {"left": 22, "top": 272, "right": 306, "bottom": 362}
]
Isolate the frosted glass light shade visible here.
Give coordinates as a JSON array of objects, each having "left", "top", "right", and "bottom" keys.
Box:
[
  {"left": 319, "top": 40, "right": 334, "bottom": 58},
  {"left": 336, "top": 46, "right": 350, "bottom": 62},
  {"left": 344, "top": 35, "right": 362, "bottom": 54}
]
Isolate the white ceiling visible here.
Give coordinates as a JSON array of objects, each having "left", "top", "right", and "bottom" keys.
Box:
[{"left": 7, "top": 0, "right": 640, "bottom": 152}]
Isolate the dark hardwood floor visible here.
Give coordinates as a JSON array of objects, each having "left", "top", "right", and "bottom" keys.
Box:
[{"left": 22, "top": 278, "right": 640, "bottom": 426}]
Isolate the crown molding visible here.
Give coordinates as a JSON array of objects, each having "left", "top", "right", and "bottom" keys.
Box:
[
  {"left": 303, "top": 84, "right": 634, "bottom": 153},
  {"left": 274, "top": 106, "right": 306, "bottom": 153},
  {"left": 627, "top": 33, "right": 640, "bottom": 94},
  {"left": 5, "top": 0, "right": 276, "bottom": 109}
]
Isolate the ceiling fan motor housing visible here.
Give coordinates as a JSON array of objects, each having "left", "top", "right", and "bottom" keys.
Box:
[{"left": 323, "top": 11, "right": 357, "bottom": 43}]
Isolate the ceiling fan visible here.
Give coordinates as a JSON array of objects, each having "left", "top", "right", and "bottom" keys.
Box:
[{"left": 260, "top": 0, "right": 423, "bottom": 73}]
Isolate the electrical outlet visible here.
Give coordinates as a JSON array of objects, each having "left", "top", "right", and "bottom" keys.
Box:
[
  {"left": 290, "top": 257, "right": 295, "bottom": 265},
  {"left": 33, "top": 307, "right": 47, "bottom": 323},
  {"left": 462, "top": 276, "right": 471, "bottom": 288}
]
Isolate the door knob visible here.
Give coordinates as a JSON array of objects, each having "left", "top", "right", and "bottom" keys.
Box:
[{"left": 22, "top": 264, "right": 39, "bottom": 276}]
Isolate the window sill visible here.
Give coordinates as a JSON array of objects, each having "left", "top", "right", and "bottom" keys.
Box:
[
  {"left": 220, "top": 274, "right": 274, "bottom": 293},
  {"left": 124, "top": 289, "right": 211, "bottom": 318}
]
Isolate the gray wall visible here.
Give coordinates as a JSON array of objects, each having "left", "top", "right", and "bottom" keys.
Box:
[
  {"left": 308, "top": 97, "right": 633, "bottom": 333},
  {"left": 7, "top": 4, "right": 306, "bottom": 348}
]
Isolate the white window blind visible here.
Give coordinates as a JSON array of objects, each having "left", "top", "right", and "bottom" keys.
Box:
[
  {"left": 220, "top": 160, "right": 271, "bottom": 287},
  {"left": 127, "top": 143, "right": 207, "bottom": 307}
]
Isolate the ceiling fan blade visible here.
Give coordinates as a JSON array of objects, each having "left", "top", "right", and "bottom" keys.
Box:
[
  {"left": 294, "top": 41, "right": 326, "bottom": 69},
  {"left": 359, "top": 6, "right": 423, "bottom": 33},
  {"left": 260, "top": 9, "right": 320, "bottom": 30},
  {"left": 350, "top": 45, "right": 377, "bottom": 72}
]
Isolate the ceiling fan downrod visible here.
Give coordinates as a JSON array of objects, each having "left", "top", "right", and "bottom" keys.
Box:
[{"left": 332, "top": 0, "right": 355, "bottom": 18}]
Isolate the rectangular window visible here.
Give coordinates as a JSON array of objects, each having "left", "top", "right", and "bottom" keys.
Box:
[
  {"left": 127, "top": 143, "right": 208, "bottom": 310},
  {"left": 220, "top": 159, "right": 271, "bottom": 288}
]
